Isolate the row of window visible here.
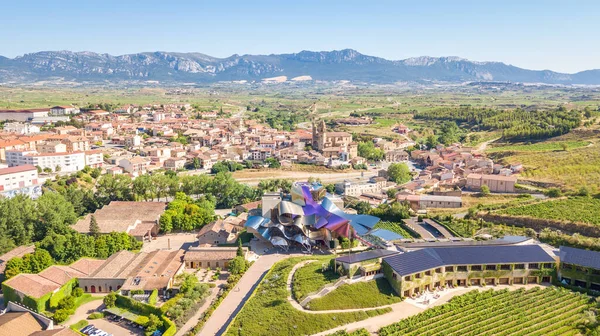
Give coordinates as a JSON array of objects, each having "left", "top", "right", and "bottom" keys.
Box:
[{"left": 400, "top": 263, "right": 554, "bottom": 281}]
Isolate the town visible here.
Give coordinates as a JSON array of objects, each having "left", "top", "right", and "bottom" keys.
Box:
[{"left": 0, "top": 97, "right": 598, "bottom": 336}]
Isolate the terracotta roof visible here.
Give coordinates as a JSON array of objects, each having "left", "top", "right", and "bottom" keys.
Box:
[
  {"left": 71, "top": 201, "right": 166, "bottom": 234},
  {"left": 31, "top": 328, "right": 80, "bottom": 336},
  {"left": 0, "top": 109, "right": 49, "bottom": 113},
  {"left": 0, "top": 312, "right": 44, "bottom": 335},
  {"left": 3, "top": 273, "right": 61, "bottom": 298},
  {"left": 37, "top": 265, "right": 86, "bottom": 286},
  {"left": 0, "top": 245, "right": 35, "bottom": 274},
  {"left": 183, "top": 247, "right": 238, "bottom": 262},
  {"left": 68, "top": 258, "right": 106, "bottom": 276},
  {"left": 198, "top": 219, "right": 236, "bottom": 237}
]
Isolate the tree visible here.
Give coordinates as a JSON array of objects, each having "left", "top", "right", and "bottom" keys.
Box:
[
  {"left": 35, "top": 165, "right": 42, "bottom": 173},
  {"left": 145, "top": 314, "right": 163, "bottom": 334},
  {"left": 228, "top": 256, "right": 248, "bottom": 275},
  {"left": 265, "top": 157, "right": 281, "bottom": 168},
  {"left": 353, "top": 201, "right": 371, "bottom": 215},
  {"left": 43, "top": 167, "right": 53, "bottom": 174},
  {"left": 133, "top": 174, "right": 153, "bottom": 201},
  {"left": 35, "top": 192, "right": 77, "bottom": 240},
  {"left": 55, "top": 165, "right": 62, "bottom": 172},
  {"left": 192, "top": 157, "right": 201, "bottom": 170},
  {"left": 387, "top": 163, "right": 412, "bottom": 184},
  {"left": 426, "top": 134, "right": 439, "bottom": 149},
  {"left": 545, "top": 187, "right": 562, "bottom": 198},
  {"left": 236, "top": 239, "right": 244, "bottom": 257},
  {"left": 103, "top": 292, "right": 117, "bottom": 308},
  {"left": 386, "top": 189, "right": 397, "bottom": 199},
  {"left": 53, "top": 309, "right": 70, "bottom": 323},
  {"left": 89, "top": 215, "right": 100, "bottom": 237},
  {"left": 578, "top": 186, "right": 590, "bottom": 197},
  {"left": 480, "top": 185, "right": 491, "bottom": 197}
]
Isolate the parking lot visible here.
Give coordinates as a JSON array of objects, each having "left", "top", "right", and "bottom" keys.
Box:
[{"left": 80, "top": 318, "right": 144, "bottom": 336}]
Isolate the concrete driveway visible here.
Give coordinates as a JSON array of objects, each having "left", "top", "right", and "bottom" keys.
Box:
[{"left": 197, "top": 253, "right": 298, "bottom": 336}]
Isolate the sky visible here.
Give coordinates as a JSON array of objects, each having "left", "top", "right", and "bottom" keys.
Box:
[{"left": 2, "top": 0, "right": 600, "bottom": 73}]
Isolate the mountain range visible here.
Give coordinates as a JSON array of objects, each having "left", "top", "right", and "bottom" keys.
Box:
[{"left": 0, "top": 49, "right": 599, "bottom": 85}]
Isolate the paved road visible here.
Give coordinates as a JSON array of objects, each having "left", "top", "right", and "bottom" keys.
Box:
[
  {"left": 198, "top": 253, "right": 295, "bottom": 336},
  {"left": 65, "top": 296, "right": 104, "bottom": 326}
]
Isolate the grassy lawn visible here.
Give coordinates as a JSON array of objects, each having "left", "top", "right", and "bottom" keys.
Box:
[
  {"left": 486, "top": 140, "right": 590, "bottom": 153},
  {"left": 225, "top": 257, "right": 390, "bottom": 336},
  {"left": 292, "top": 257, "right": 340, "bottom": 301},
  {"left": 374, "top": 221, "right": 414, "bottom": 238},
  {"left": 70, "top": 320, "right": 88, "bottom": 332},
  {"left": 497, "top": 197, "right": 600, "bottom": 225},
  {"left": 307, "top": 278, "right": 402, "bottom": 311},
  {"left": 75, "top": 294, "right": 102, "bottom": 307}
]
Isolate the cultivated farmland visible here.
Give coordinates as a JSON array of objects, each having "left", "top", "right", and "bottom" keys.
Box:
[
  {"left": 497, "top": 197, "right": 600, "bottom": 226},
  {"left": 379, "top": 287, "right": 591, "bottom": 336}
]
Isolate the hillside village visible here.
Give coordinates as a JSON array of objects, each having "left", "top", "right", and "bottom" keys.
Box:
[{"left": 0, "top": 102, "right": 588, "bottom": 336}]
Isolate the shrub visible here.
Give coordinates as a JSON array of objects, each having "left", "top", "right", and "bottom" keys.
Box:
[
  {"left": 88, "top": 312, "right": 104, "bottom": 319},
  {"left": 104, "top": 292, "right": 117, "bottom": 308},
  {"left": 53, "top": 309, "right": 70, "bottom": 323},
  {"left": 72, "top": 287, "right": 84, "bottom": 298},
  {"left": 135, "top": 316, "right": 150, "bottom": 326},
  {"left": 58, "top": 295, "right": 75, "bottom": 310},
  {"left": 148, "top": 289, "right": 158, "bottom": 306},
  {"left": 545, "top": 187, "right": 562, "bottom": 198}
]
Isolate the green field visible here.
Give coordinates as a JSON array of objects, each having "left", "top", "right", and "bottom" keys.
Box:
[
  {"left": 379, "top": 288, "right": 591, "bottom": 336},
  {"left": 292, "top": 257, "right": 339, "bottom": 301},
  {"left": 307, "top": 278, "right": 402, "bottom": 311},
  {"left": 494, "top": 140, "right": 600, "bottom": 193},
  {"left": 497, "top": 197, "right": 600, "bottom": 226},
  {"left": 225, "top": 257, "right": 390, "bottom": 336},
  {"left": 374, "top": 221, "right": 414, "bottom": 238},
  {"left": 486, "top": 140, "right": 590, "bottom": 153}
]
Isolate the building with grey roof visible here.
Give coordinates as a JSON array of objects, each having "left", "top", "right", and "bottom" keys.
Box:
[
  {"left": 558, "top": 246, "right": 600, "bottom": 291},
  {"left": 383, "top": 245, "right": 556, "bottom": 297}
]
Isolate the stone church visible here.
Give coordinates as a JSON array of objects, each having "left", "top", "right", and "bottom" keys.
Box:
[{"left": 312, "top": 119, "right": 357, "bottom": 160}]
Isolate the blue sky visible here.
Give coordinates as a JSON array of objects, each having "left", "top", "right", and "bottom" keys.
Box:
[{"left": 2, "top": 0, "right": 599, "bottom": 73}]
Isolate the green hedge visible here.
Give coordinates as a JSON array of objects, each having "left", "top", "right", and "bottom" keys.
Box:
[
  {"left": 148, "top": 289, "right": 158, "bottom": 306},
  {"left": 49, "top": 278, "right": 77, "bottom": 308}
]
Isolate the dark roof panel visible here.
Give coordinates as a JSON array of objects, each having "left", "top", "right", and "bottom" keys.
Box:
[
  {"left": 384, "top": 245, "right": 555, "bottom": 276},
  {"left": 559, "top": 246, "right": 600, "bottom": 270},
  {"left": 335, "top": 249, "right": 399, "bottom": 264}
]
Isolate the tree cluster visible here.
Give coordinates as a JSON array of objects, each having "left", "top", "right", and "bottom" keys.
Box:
[
  {"left": 159, "top": 193, "right": 215, "bottom": 233},
  {"left": 357, "top": 141, "right": 384, "bottom": 161},
  {"left": 387, "top": 163, "right": 412, "bottom": 184},
  {"left": 415, "top": 106, "right": 581, "bottom": 141}
]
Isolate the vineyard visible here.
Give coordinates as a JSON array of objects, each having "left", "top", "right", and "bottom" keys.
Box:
[
  {"left": 497, "top": 197, "right": 600, "bottom": 226},
  {"left": 486, "top": 140, "right": 590, "bottom": 153},
  {"left": 374, "top": 221, "right": 415, "bottom": 238},
  {"left": 379, "top": 287, "right": 591, "bottom": 336}
]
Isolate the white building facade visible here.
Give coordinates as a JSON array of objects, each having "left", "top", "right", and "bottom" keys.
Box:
[
  {"left": 6, "top": 150, "right": 86, "bottom": 173},
  {"left": 0, "top": 165, "right": 43, "bottom": 198}
]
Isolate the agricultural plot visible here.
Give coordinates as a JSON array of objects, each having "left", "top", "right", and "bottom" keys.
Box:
[
  {"left": 486, "top": 140, "right": 590, "bottom": 153},
  {"left": 379, "top": 287, "right": 591, "bottom": 336},
  {"left": 497, "top": 197, "right": 600, "bottom": 226}
]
